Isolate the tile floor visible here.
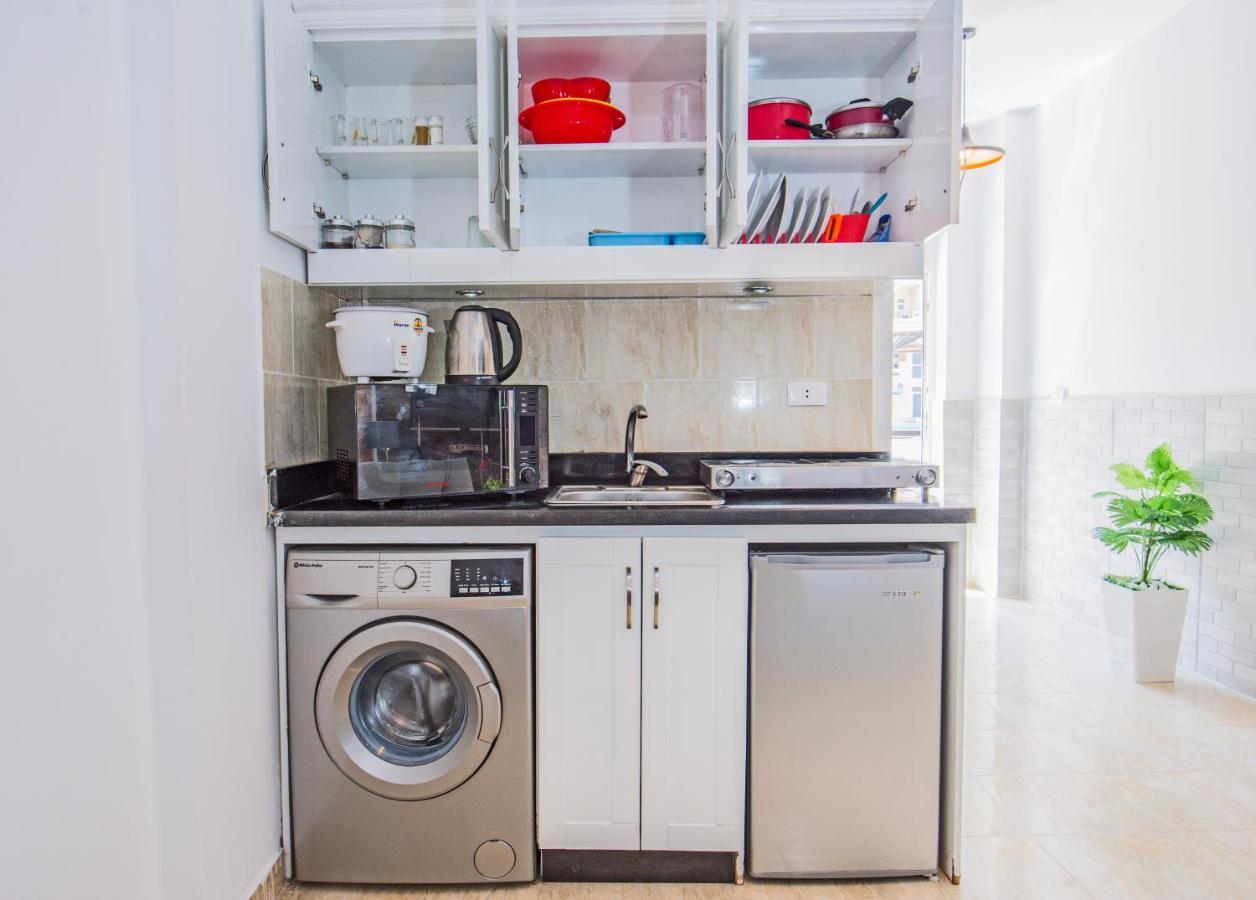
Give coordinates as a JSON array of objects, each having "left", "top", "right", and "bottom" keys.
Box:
[{"left": 282, "top": 594, "right": 1256, "bottom": 900}]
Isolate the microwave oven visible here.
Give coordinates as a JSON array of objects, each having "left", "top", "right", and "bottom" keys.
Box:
[{"left": 326, "top": 383, "right": 548, "bottom": 502}]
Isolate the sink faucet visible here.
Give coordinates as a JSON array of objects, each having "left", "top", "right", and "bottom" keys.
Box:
[{"left": 625, "top": 404, "right": 668, "bottom": 487}]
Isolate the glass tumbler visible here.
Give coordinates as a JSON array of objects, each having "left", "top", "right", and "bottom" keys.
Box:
[
  {"left": 330, "top": 114, "right": 348, "bottom": 145},
  {"left": 364, "top": 116, "right": 381, "bottom": 146},
  {"left": 389, "top": 116, "right": 407, "bottom": 145},
  {"left": 662, "top": 82, "right": 704, "bottom": 142}
]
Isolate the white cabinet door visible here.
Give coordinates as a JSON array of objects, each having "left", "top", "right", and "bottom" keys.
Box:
[
  {"left": 703, "top": 0, "right": 720, "bottom": 247},
  {"left": 476, "top": 0, "right": 511, "bottom": 249},
  {"left": 505, "top": 0, "right": 522, "bottom": 249},
  {"left": 883, "top": 0, "right": 962, "bottom": 242},
  {"left": 640, "top": 538, "right": 748, "bottom": 852},
  {"left": 263, "top": 0, "right": 329, "bottom": 251},
  {"left": 718, "top": 0, "right": 749, "bottom": 246},
  {"left": 537, "top": 538, "right": 642, "bottom": 850}
]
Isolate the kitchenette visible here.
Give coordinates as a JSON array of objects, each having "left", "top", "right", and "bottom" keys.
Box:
[
  {"left": 261, "top": 0, "right": 971, "bottom": 892},
  {"left": 266, "top": 295, "right": 972, "bottom": 888}
]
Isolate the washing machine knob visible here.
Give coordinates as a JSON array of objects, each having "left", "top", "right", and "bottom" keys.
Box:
[
  {"left": 715, "top": 469, "right": 735, "bottom": 488},
  {"left": 393, "top": 565, "right": 417, "bottom": 590}
]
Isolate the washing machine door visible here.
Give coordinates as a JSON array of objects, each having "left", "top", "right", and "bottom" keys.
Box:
[{"left": 314, "top": 619, "right": 502, "bottom": 801}]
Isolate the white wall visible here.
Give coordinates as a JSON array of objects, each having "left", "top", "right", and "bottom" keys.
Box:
[
  {"left": 2, "top": 1, "right": 285, "bottom": 897},
  {"left": 1027, "top": 0, "right": 1256, "bottom": 397}
]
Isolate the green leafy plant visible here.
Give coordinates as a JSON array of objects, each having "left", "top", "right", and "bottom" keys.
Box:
[{"left": 1092, "top": 443, "right": 1214, "bottom": 589}]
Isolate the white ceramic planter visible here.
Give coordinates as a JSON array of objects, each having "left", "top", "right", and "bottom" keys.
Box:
[{"left": 1100, "top": 579, "right": 1188, "bottom": 683}]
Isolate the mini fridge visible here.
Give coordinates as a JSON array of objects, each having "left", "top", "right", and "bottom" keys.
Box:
[{"left": 748, "top": 548, "right": 944, "bottom": 878}]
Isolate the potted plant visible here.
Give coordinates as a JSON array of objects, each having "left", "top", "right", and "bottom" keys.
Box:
[{"left": 1092, "top": 443, "right": 1214, "bottom": 682}]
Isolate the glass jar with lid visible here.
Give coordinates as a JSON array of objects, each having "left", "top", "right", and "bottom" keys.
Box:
[
  {"left": 354, "top": 214, "right": 385, "bottom": 249},
  {"left": 384, "top": 213, "right": 416, "bottom": 249},
  {"left": 322, "top": 215, "right": 354, "bottom": 249}
]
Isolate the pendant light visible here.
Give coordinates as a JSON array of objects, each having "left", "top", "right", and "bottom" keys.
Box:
[{"left": 960, "top": 27, "right": 1005, "bottom": 172}]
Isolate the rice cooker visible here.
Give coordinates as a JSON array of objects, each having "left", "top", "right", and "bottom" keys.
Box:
[{"left": 325, "top": 305, "right": 433, "bottom": 381}]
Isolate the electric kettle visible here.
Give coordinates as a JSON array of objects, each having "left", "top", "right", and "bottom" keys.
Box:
[{"left": 445, "top": 305, "right": 523, "bottom": 384}]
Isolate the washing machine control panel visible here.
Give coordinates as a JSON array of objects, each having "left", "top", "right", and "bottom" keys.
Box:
[{"left": 450, "top": 557, "right": 525, "bottom": 597}]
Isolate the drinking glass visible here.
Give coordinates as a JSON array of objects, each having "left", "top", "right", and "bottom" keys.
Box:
[
  {"left": 329, "top": 113, "right": 348, "bottom": 145},
  {"left": 348, "top": 116, "right": 363, "bottom": 145},
  {"left": 663, "top": 82, "right": 704, "bottom": 142},
  {"left": 389, "top": 116, "right": 407, "bottom": 145},
  {"left": 364, "top": 117, "right": 381, "bottom": 146}
]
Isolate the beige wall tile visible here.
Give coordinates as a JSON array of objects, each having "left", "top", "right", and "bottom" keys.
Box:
[
  {"left": 588, "top": 298, "right": 700, "bottom": 382},
  {"left": 261, "top": 267, "right": 293, "bottom": 374},
  {"left": 293, "top": 285, "right": 342, "bottom": 381},
  {"left": 813, "top": 295, "right": 874, "bottom": 379},
  {"left": 496, "top": 300, "right": 589, "bottom": 383},
  {"left": 697, "top": 298, "right": 815, "bottom": 379},
  {"left": 642, "top": 380, "right": 758, "bottom": 452},
  {"left": 548, "top": 381, "right": 646, "bottom": 452},
  {"left": 264, "top": 374, "right": 319, "bottom": 468},
  {"left": 754, "top": 379, "right": 874, "bottom": 451}
]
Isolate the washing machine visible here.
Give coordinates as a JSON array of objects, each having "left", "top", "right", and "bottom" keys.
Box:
[{"left": 285, "top": 546, "right": 535, "bottom": 884}]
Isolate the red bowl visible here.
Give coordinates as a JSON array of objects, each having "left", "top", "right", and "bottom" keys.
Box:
[
  {"left": 530, "top": 77, "right": 612, "bottom": 104},
  {"left": 519, "top": 98, "right": 626, "bottom": 144}
]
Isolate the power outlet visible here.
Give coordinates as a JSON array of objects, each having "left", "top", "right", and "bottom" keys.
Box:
[{"left": 787, "top": 381, "right": 828, "bottom": 407}]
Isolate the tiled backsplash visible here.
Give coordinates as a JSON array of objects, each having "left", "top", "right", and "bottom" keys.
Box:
[
  {"left": 260, "top": 268, "right": 349, "bottom": 468},
  {"left": 260, "top": 269, "right": 883, "bottom": 464},
  {"left": 406, "top": 290, "right": 880, "bottom": 453}
]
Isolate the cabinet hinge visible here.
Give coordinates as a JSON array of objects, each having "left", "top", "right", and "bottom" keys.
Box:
[
  {"left": 908, "top": 64, "right": 920, "bottom": 84},
  {"left": 313, "top": 203, "right": 326, "bottom": 219},
  {"left": 309, "top": 71, "right": 323, "bottom": 92}
]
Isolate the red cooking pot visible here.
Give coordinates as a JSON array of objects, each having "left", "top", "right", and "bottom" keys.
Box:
[
  {"left": 531, "top": 76, "right": 612, "bottom": 104},
  {"left": 824, "top": 97, "right": 914, "bottom": 138},
  {"left": 748, "top": 97, "right": 812, "bottom": 140},
  {"left": 519, "top": 98, "right": 626, "bottom": 143}
]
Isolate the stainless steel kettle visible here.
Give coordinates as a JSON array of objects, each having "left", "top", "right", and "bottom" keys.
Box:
[{"left": 444, "top": 305, "right": 523, "bottom": 384}]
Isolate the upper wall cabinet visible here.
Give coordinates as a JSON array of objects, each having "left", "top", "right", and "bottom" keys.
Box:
[{"left": 263, "top": 0, "right": 961, "bottom": 287}]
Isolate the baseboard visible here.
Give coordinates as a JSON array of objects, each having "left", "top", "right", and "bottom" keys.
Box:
[
  {"left": 246, "top": 852, "right": 285, "bottom": 900},
  {"left": 540, "top": 850, "right": 737, "bottom": 883}
]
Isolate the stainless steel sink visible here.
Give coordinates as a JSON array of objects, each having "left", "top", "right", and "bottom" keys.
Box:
[{"left": 545, "top": 484, "right": 725, "bottom": 508}]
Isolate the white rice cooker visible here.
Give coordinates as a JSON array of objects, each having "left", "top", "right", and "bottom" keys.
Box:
[{"left": 325, "top": 306, "right": 433, "bottom": 381}]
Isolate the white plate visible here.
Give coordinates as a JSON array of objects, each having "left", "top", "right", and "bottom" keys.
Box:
[
  {"left": 743, "top": 172, "right": 783, "bottom": 243},
  {"left": 782, "top": 187, "right": 806, "bottom": 244},
  {"left": 793, "top": 188, "right": 820, "bottom": 245}
]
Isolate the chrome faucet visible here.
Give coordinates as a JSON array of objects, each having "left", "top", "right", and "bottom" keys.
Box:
[{"left": 624, "top": 404, "right": 668, "bottom": 487}]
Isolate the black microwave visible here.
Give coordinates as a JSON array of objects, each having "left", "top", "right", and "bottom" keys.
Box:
[{"left": 327, "top": 383, "right": 548, "bottom": 501}]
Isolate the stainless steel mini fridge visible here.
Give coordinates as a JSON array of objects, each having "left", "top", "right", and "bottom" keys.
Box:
[{"left": 748, "top": 548, "right": 944, "bottom": 878}]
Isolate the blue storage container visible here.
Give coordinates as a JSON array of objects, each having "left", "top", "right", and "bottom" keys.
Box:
[{"left": 587, "top": 231, "right": 708, "bottom": 246}]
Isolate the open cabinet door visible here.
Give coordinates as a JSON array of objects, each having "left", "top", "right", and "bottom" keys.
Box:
[
  {"left": 703, "top": 0, "right": 719, "bottom": 247},
  {"left": 477, "top": 0, "right": 511, "bottom": 250},
  {"left": 506, "top": 0, "right": 522, "bottom": 249},
  {"left": 264, "top": 0, "right": 331, "bottom": 251},
  {"left": 883, "top": 0, "right": 961, "bottom": 243},
  {"left": 718, "top": 0, "right": 748, "bottom": 246}
]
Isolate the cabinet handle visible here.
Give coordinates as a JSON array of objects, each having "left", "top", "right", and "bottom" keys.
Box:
[
  {"left": 653, "top": 566, "right": 661, "bottom": 630},
  {"left": 626, "top": 566, "right": 633, "bottom": 630}
]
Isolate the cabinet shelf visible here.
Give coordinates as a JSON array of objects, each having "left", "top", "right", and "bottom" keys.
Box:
[
  {"left": 317, "top": 145, "right": 479, "bottom": 179},
  {"left": 519, "top": 142, "right": 706, "bottom": 178},
  {"left": 747, "top": 139, "right": 912, "bottom": 175},
  {"left": 307, "top": 242, "right": 924, "bottom": 287}
]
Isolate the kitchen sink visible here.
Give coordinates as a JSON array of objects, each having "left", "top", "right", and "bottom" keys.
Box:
[{"left": 545, "top": 484, "right": 725, "bottom": 508}]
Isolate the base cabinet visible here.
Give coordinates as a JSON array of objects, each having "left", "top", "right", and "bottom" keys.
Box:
[{"left": 537, "top": 536, "right": 748, "bottom": 855}]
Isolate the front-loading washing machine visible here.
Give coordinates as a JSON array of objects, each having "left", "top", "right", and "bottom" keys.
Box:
[{"left": 285, "top": 546, "right": 534, "bottom": 884}]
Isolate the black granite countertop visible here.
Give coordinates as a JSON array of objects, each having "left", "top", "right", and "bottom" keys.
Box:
[{"left": 269, "top": 454, "right": 975, "bottom": 528}]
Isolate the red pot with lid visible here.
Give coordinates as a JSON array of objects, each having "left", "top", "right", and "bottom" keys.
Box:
[
  {"left": 748, "top": 97, "right": 813, "bottom": 140},
  {"left": 823, "top": 97, "right": 914, "bottom": 138}
]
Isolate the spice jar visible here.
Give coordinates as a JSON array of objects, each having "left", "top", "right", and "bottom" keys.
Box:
[
  {"left": 322, "top": 214, "right": 354, "bottom": 249},
  {"left": 354, "top": 214, "right": 385, "bottom": 249},
  {"left": 411, "top": 116, "right": 430, "bottom": 146},
  {"left": 384, "top": 213, "right": 416, "bottom": 249},
  {"left": 428, "top": 115, "right": 445, "bottom": 145}
]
